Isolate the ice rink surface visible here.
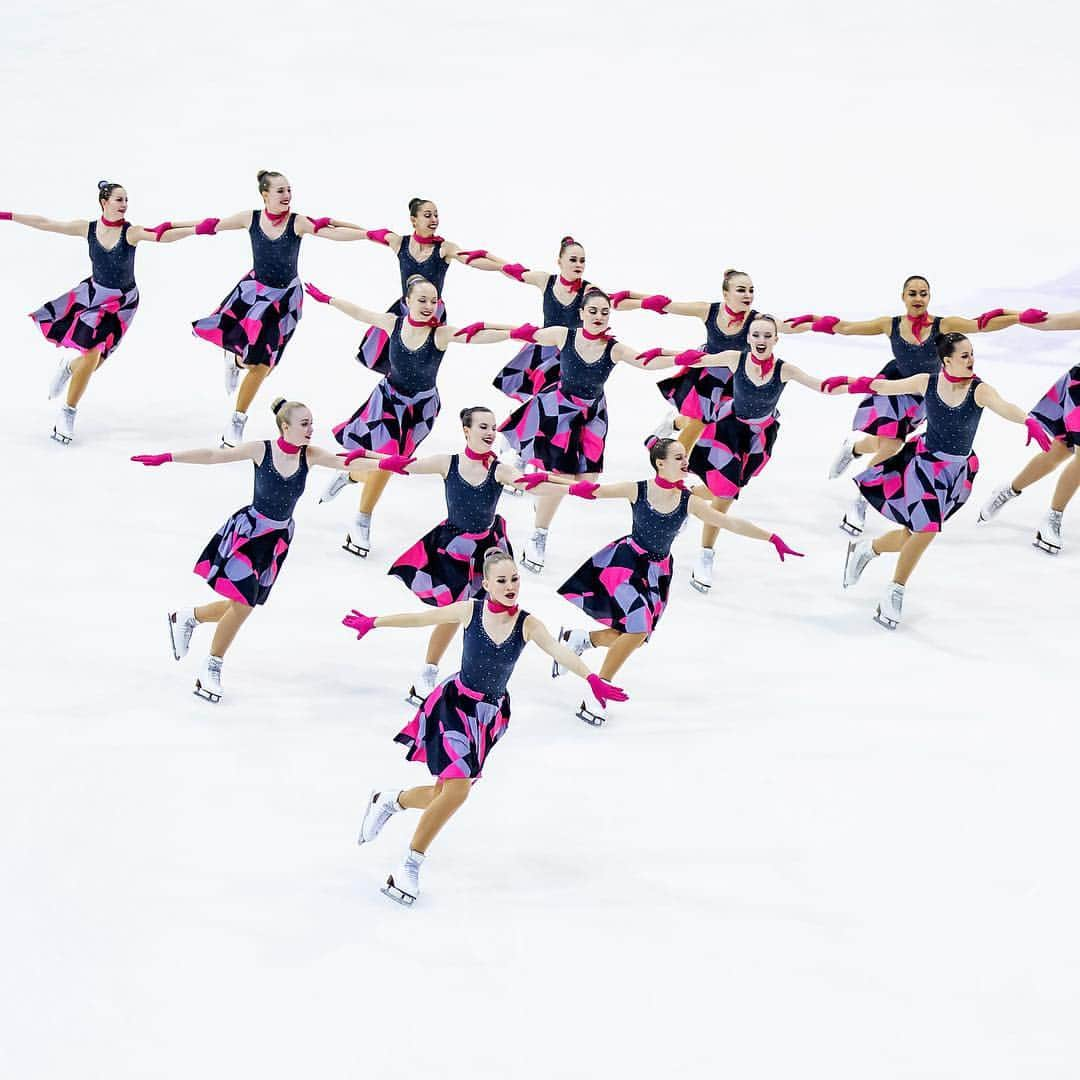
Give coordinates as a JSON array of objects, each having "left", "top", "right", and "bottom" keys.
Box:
[{"left": 2, "top": 2, "right": 1079, "bottom": 1077}]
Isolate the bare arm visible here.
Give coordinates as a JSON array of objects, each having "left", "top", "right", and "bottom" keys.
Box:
[
  {"left": 9, "top": 214, "right": 88, "bottom": 237},
  {"left": 326, "top": 297, "right": 397, "bottom": 331},
  {"left": 864, "top": 373, "right": 929, "bottom": 397},
  {"left": 171, "top": 441, "right": 262, "bottom": 465},
  {"left": 689, "top": 496, "right": 772, "bottom": 542},
  {"left": 493, "top": 463, "right": 574, "bottom": 494},
  {"left": 781, "top": 363, "right": 846, "bottom": 394},
  {"left": 523, "top": 616, "right": 593, "bottom": 680},
  {"left": 436, "top": 323, "right": 519, "bottom": 348},
  {"left": 126, "top": 223, "right": 197, "bottom": 245},
  {"left": 374, "top": 601, "right": 472, "bottom": 630},
  {"left": 1021, "top": 311, "right": 1080, "bottom": 332},
  {"left": 588, "top": 481, "right": 638, "bottom": 500},
  {"left": 616, "top": 297, "right": 711, "bottom": 318},
  {"left": 834, "top": 317, "right": 892, "bottom": 336},
  {"left": 974, "top": 382, "right": 1028, "bottom": 424},
  {"left": 207, "top": 211, "right": 252, "bottom": 233},
  {"left": 941, "top": 313, "right": 1019, "bottom": 334}
]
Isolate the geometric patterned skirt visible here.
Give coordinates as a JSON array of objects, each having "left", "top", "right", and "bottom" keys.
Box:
[
  {"left": 192, "top": 271, "right": 303, "bottom": 369},
  {"left": 855, "top": 437, "right": 978, "bottom": 533},
  {"left": 499, "top": 383, "right": 608, "bottom": 475},
  {"left": 492, "top": 342, "right": 563, "bottom": 402},
  {"left": 656, "top": 364, "right": 734, "bottom": 424},
  {"left": 30, "top": 276, "right": 140, "bottom": 361},
  {"left": 193, "top": 505, "right": 294, "bottom": 606},
  {"left": 688, "top": 412, "right": 780, "bottom": 499},
  {"left": 1029, "top": 364, "right": 1080, "bottom": 450},
  {"left": 852, "top": 389, "right": 926, "bottom": 441},
  {"left": 388, "top": 516, "right": 512, "bottom": 606},
  {"left": 394, "top": 676, "right": 511, "bottom": 780},
  {"left": 333, "top": 377, "right": 441, "bottom": 457}
]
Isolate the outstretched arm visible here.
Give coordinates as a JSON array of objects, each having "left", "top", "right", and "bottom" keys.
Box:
[
  {"left": 1019, "top": 310, "right": 1080, "bottom": 332},
  {"left": 131, "top": 441, "right": 262, "bottom": 467},
  {"left": 689, "top": 496, "right": 771, "bottom": 541},
  {"left": 304, "top": 284, "right": 397, "bottom": 331},
  {"left": 974, "top": 382, "right": 1029, "bottom": 425},
  {"left": 437, "top": 322, "right": 519, "bottom": 348},
  {"left": 345, "top": 601, "right": 473, "bottom": 635},
  {"left": 942, "top": 312, "right": 1020, "bottom": 333},
  {"left": 5, "top": 213, "right": 89, "bottom": 237},
  {"left": 614, "top": 295, "right": 710, "bottom": 318},
  {"left": 320, "top": 221, "right": 404, "bottom": 252},
  {"left": 494, "top": 463, "right": 574, "bottom": 495},
  {"left": 781, "top": 363, "right": 849, "bottom": 394},
  {"left": 524, "top": 617, "right": 593, "bottom": 679}
]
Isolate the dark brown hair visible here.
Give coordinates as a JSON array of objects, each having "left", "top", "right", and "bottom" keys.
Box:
[
  {"left": 936, "top": 332, "right": 968, "bottom": 362},
  {"left": 409, "top": 197, "right": 434, "bottom": 217},
  {"left": 903, "top": 274, "right": 931, "bottom": 292},
  {"left": 649, "top": 437, "right": 678, "bottom": 472},
  {"left": 97, "top": 180, "right": 123, "bottom": 208},
  {"left": 257, "top": 170, "right": 285, "bottom": 194},
  {"left": 559, "top": 235, "right": 583, "bottom": 256},
  {"left": 460, "top": 405, "right": 496, "bottom": 427}
]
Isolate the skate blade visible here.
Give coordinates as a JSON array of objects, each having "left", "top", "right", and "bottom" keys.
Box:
[
  {"left": 381, "top": 879, "right": 416, "bottom": 906},
  {"left": 404, "top": 688, "right": 427, "bottom": 707},
  {"left": 1033, "top": 535, "right": 1061, "bottom": 555},
  {"left": 50, "top": 429, "right": 72, "bottom": 445},
  {"left": 358, "top": 790, "right": 380, "bottom": 846},
  {"left": 576, "top": 703, "right": 606, "bottom": 727},
  {"left": 838, "top": 517, "right": 863, "bottom": 537},
  {"left": 842, "top": 544, "right": 860, "bottom": 590},
  {"left": 220, "top": 438, "right": 236, "bottom": 449},
  {"left": 521, "top": 558, "right": 544, "bottom": 574},
  {"left": 167, "top": 613, "right": 182, "bottom": 661},
  {"left": 501, "top": 484, "right": 525, "bottom": 498},
  {"left": 193, "top": 681, "right": 222, "bottom": 703},
  {"left": 872, "top": 607, "right": 899, "bottom": 630},
  {"left": 342, "top": 535, "right": 370, "bottom": 558},
  {"left": 689, "top": 575, "right": 711, "bottom": 594},
  {"left": 551, "top": 627, "right": 569, "bottom": 678}
]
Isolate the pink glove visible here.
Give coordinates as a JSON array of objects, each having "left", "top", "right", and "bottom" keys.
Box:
[
  {"left": 194, "top": 217, "right": 219, "bottom": 236},
  {"left": 636, "top": 348, "right": 664, "bottom": 366},
  {"left": 812, "top": 315, "right": 840, "bottom": 334},
  {"left": 454, "top": 321, "right": 486, "bottom": 342},
  {"left": 147, "top": 221, "right": 174, "bottom": 241},
  {"left": 1019, "top": 308, "right": 1048, "bottom": 325},
  {"left": 609, "top": 290, "right": 631, "bottom": 309},
  {"left": 501, "top": 262, "right": 529, "bottom": 282},
  {"left": 641, "top": 294, "right": 672, "bottom": 314},
  {"left": 366, "top": 227, "right": 391, "bottom": 246},
  {"left": 342, "top": 448, "right": 368, "bottom": 466},
  {"left": 378, "top": 454, "right": 416, "bottom": 475},
  {"left": 587, "top": 673, "right": 629, "bottom": 708},
  {"left": 820, "top": 376, "right": 850, "bottom": 393},
  {"left": 769, "top": 534, "right": 804, "bottom": 562},
  {"left": 304, "top": 283, "right": 332, "bottom": 304},
  {"left": 847, "top": 376, "right": 876, "bottom": 395},
  {"left": 459, "top": 249, "right": 488, "bottom": 263},
  {"left": 308, "top": 216, "right": 332, "bottom": 232},
  {"left": 130, "top": 453, "right": 173, "bottom": 466},
  {"left": 1025, "top": 417, "right": 1052, "bottom": 451},
  {"left": 510, "top": 323, "right": 539, "bottom": 342},
  {"left": 0, "top": 211, "right": 11, "bottom": 221},
  {"left": 786, "top": 314, "right": 814, "bottom": 327},
  {"left": 513, "top": 471, "right": 551, "bottom": 490},
  {"left": 342, "top": 610, "right": 377, "bottom": 640},
  {"left": 975, "top": 308, "right": 1005, "bottom": 330},
  {"left": 569, "top": 481, "right": 600, "bottom": 500},
  {"left": 674, "top": 349, "right": 706, "bottom": 366}
]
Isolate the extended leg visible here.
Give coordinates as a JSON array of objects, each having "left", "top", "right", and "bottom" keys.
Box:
[
  {"left": 65, "top": 348, "right": 103, "bottom": 407},
  {"left": 701, "top": 496, "right": 734, "bottom": 549},
  {"left": 1013, "top": 440, "right": 1070, "bottom": 493},
  {"left": 893, "top": 530, "right": 936, "bottom": 584},
  {"left": 1049, "top": 448, "right": 1080, "bottom": 512},
  {"left": 235, "top": 363, "right": 271, "bottom": 414},
  {"left": 358, "top": 470, "right": 392, "bottom": 514},
  {"left": 597, "top": 631, "right": 647, "bottom": 681},
  {"left": 425, "top": 622, "right": 460, "bottom": 666},
  {"left": 676, "top": 418, "right": 706, "bottom": 452},
  {"left": 194, "top": 600, "right": 230, "bottom": 623},
  {"left": 208, "top": 600, "right": 254, "bottom": 656},
  {"left": 408, "top": 778, "right": 471, "bottom": 853}
]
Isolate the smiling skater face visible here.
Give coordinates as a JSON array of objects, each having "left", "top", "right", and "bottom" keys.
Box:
[
  {"left": 901, "top": 276, "right": 931, "bottom": 316},
  {"left": 462, "top": 408, "right": 498, "bottom": 453},
  {"left": 410, "top": 200, "right": 439, "bottom": 236},
  {"left": 483, "top": 555, "right": 520, "bottom": 606},
  {"left": 260, "top": 175, "right": 291, "bottom": 214},
  {"left": 580, "top": 292, "right": 611, "bottom": 334},
  {"left": 557, "top": 240, "right": 586, "bottom": 279},
  {"left": 275, "top": 403, "right": 313, "bottom": 444},
  {"left": 941, "top": 335, "right": 975, "bottom": 378},
  {"left": 652, "top": 438, "right": 691, "bottom": 482},
  {"left": 405, "top": 279, "right": 440, "bottom": 321},
  {"left": 722, "top": 270, "right": 754, "bottom": 311},
  {"left": 747, "top": 316, "right": 777, "bottom": 357},
  {"left": 98, "top": 183, "right": 127, "bottom": 219}
]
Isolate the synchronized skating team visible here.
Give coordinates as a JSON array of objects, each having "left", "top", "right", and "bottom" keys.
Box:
[{"left": 6, "top": 174, "right": 1077, "bottom": 904}]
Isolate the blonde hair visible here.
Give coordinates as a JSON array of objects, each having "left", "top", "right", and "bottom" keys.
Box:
[
  {"left": 482, "top": 549, "right": 515, "bottom": 576},
  {"left": 271, "top": 396, "right": 306, "bottom": 432}
]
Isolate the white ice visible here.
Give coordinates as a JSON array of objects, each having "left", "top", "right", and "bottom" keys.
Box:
[{"left": 2, "top": 2, "right": 1079, "bottom": 1077}]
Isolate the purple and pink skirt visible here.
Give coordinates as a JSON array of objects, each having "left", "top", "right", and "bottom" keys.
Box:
[
  {"left": 656, "top": 364, "right": 734, "bottom": 425},
  {"left": 30, "top": 276, "right": 140, "bottom": 361},
  {"left": 1029, "top": 364, "right": 1080, "bottom": 450},
  {"left": 492, "top": 343, "right": 563, "bottom": 402},
  {"left": 388, "top": 516, "right": 512, "bottom": 606},
  {"left": 357, "top": 297, "right": 446, "bottom": 374},
  {"left": 852, "top": 390, "right": 926, "bottom": 441},
  {"left": 688, "top": 412, "right": 779, "bottom": 499},
  {"left": 558, "top": 535, "right": 673, "bottom": 639},
  {"left": 333, "top": 378, "right": 441, "bottom": 457},
  {"left": 395, "top": 675, "right": 511, "bottom": 780},
  {"left": 855, "top": 437, "right": 977, "bottom": 533},
  {"left": 499, "top": 382, "right": 608, "bottom": 475},
  {"left": 192, "top": 271, "right": 303, "bottom": 369},
  {"left": 194, "top": 506, "right": 293, "bottom": 606}
]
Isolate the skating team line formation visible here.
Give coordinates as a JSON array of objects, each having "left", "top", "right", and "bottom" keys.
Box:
[{"left": 7, "top": 173, "right": 1080, "bottom": 907}]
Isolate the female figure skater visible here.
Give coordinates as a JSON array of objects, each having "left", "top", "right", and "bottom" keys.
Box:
[
  {"left": 799, "top": 275, "right": 1040, "bottom": 535},
  {"left": 615, "top": 268, "right": 810, "bottom": 449},
  {"left": 834, "top": 333, "right": 1052, "bottom": 629},
  {"left": 179, "top": 169, "right": 364, "bottom": 446},
  {"left": 978, "top": 310, "right": 1080, "bottom": 554},
  {"left": 497, "top": 287, "right": 719, "bottom": 573},
  {"left": 130, "top": 397, "right": 410, "bottom": 701},
  {"left": 341, "top": 549, "right": 627, "bottom": 906},
  {"left": 304, "top": 276, "right": 523, "bottom": 557},
  {"left": 4, "top": 180, "right": 188, "bottom": 444},
  {"left": 552, "top": 438, "right": 802, "bottom": 725},
  {"left": 323, "top": 405, "right": 570, "bottom": 702},
  {"left": 680, "top": 315, "right": 843, "bottom": 593}
]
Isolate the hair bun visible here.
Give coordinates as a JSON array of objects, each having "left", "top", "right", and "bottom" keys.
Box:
[
  {"left": 561, "top": 235, "right": 575, "bottom": 244},
  {"left": 271, "top": 397, "right": 286, "bottom": 414},
  {"left": 98, "top": 180, "right": 111, "bottom": 190}
]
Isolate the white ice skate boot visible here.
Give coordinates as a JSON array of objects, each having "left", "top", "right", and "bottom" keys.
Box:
[
  {"left": 978, "top": 483, "right": 1020, "bottom": 523},
  {"left": 194, "top": 654, "right": 225, "bottom": 702},
  {"left": 382, "top": 849, "right": 425, "bottom": 906},
  {"left": 843, "top": 538, "right": 878, "bottom": 589},
  {"left": 552, "top": 627, "right": 593, "bottom": 677},
  {"left": 828, "top": 434, "right": 860, "bottom": 480},
  {"left": 358, "top": 789, "right": 403, "bottom": 845},
  {"left": 51, "top": 405, "right": 77, "bottom": 445},
  {"left": 1033, "top": 509, "right": 1064, "bottom": 555},
  {"left": 874, "top": 583, "right": 905, "bottom": 630},
  {"left": 221, "top": 410, "right": 247, "bottom": 448},
  {"left": 406, "top": 664, "right": 439, "bottom": 707},
  {"left": 320, "top": 471, "right": 355, "bottom": 503},
  {"left": 167, "top": 608, "right": 199, "bottom": 660},
  {"left": 646, "top": 408, "right": 678, "bottom": 446},
  {"left": 47, "top": 358, "right": 73, "bottom": 400},
  {"left": 522, "top": 528, "right": 548, "bottom": 573},
  {"left": 690, "top": 546, "right": 715, "bottom": 594},
  {"left": 839, "top": 494, "right": 868, "bottom": 536},
  {"left": 343, "top": 513, "right": 372, "bottom": 558},
  {"left": 223, "top": 354, "right": 242, "bottom": 395},
  {"left": 576, "top": 700, "right": 607, "bottom": 726}
]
